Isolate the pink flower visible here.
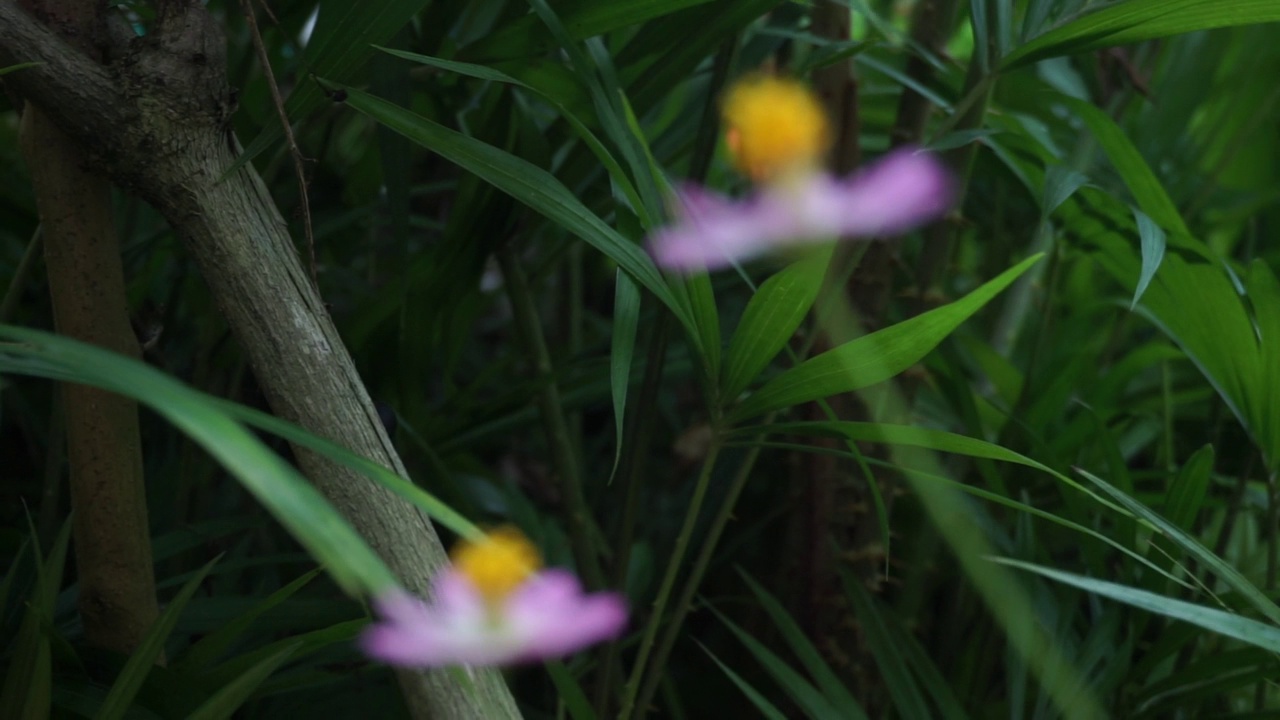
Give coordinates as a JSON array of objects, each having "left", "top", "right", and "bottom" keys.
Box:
[
  {"left": 648, "top": 148, "right": 954, "bottom": 272},
  {"left": 360, "top": 529, "right": 627, "bottom": 667}
]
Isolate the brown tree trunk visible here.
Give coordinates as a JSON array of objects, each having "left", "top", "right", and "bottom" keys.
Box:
[
  {"left": 17, "top": 0, "right": 158, "bottom": 656},
  {"left": 0, "top": 2, "right": 518, "bottom": 717}
]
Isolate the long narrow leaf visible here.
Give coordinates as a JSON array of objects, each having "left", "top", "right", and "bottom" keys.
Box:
[
  {"left": 331, "top": 84, "right": 692, "bottom": 334},
  {"left": 727, "top": 255, "right": 1041, "bottom": 422},
  {"left": 1003, "top": 0, "right": 1280, "bottom": 70},
  {"left": 996, "top": 558, "right": 1280, "bottom": 654},
  {"left": 97, "top": 557, "right": 220, "bottom": 720},
  {"left": 1074, "top": 467, "right": 1280, "bottom": 626},
  {"left": 722, "top": 250, "right": 831, "bottom": 402},
  {"left": 0, "top": 325, "right": 398, "bottom": 595}
]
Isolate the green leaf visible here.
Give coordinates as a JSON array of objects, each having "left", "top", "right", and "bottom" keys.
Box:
[
  {"left": 185, "top": 644, "right": 300, "bottom": 720},
  {"left": 1058, "top": 96, "right": 1191, "bottom": 238},
  {"left": 1041, "top": 165, "right": 1089, "bottom": 216},
  {"left": 726, "top": 255, "right": 1041, "bottom": 422},
  {"left": 97, "top": 557, "right": 220, "bottom": 720},
  {"left": 737, "top": 571, "right": 864, "bottom": 713},
  {"left": 329, "top": 83, "right": 692, "bottom": 334},
  {"left": 461, "top": 0, "right": 716, "bottom": 62},
  {"left": 838, "top": 570, "right": 935, "bottom": 720},
  {"left": 202, "top": 620, "right": 364, "bottom": 691},
  {"left": 1002, "top": 0, "right": 1280, "bottom": 70},
  {"left": 238, "top": 0, "right": 434, "bottom": 167},
  {"left": 709, "top": 605, "right": 857, "bottom": 719},
  {"left": 523, "top": 0, "right": 666, "bottom": 219},
  {"left": 699, "top": 643, "right": 789, "bottom": 720},
  {"left": 1130, "top": 208, "right": 1167, "bottom": 309},
  {"left": 0, "top": 325, "right": 398, "bottom": 595},
  {"left": 0, "top": 62, "right": 40, "bottom": 77},
  {"left": 1165, "top": 444, "right": 1214, "bottom": 532},
  {"left": 176, "top": 568, "right": 322, "bottom": 672},
  {"left": 544, "top": 662, "right": 598, "bottom": 720},
  {"left": 721, "top": 250, "right": 831, "bottom": 402},
  {"left": 0, "top": 522, "right": 68, "bottom": 720},
  {"left": 610, "top": 272, "right": 641, "bottom": 481},
  {"left": 376, "top": 47, "right": 646, "bottom": 218},
  {"left": 735, "top": 422, "right": 1189, "bottom": 586},
  {"left": 209, "top": 397, "right": 479, "bottom": 542},
  {"left": 1074, "top": 467, "right": 1280, "bottom": 626},
  {"left": 996, "top": 558, "right": 1280, "bottom": 654}
]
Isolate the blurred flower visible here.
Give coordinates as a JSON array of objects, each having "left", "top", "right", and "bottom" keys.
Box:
[
  {"left": 721, "top": 75, "right": 831, "bottom": 182},
  {"left": 360, "top": 527, "right": 627, "bottom": 667},
  {"left": 648, "top": 75, "right": 954, "bottom": 272}
]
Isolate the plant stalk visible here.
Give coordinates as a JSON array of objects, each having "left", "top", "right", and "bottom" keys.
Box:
[
  {"left": 497, "top": 244, "right": 604, "bottom": 589},
  {"left": 18, "top": 0, "right": 158, "bottom": 656},
  {"left": 618, "top": 438, "right": 722, "bottom": 719}
]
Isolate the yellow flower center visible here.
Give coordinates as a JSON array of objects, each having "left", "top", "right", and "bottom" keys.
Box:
[
  {"left": 451, "top": 527, "right": 541, "bottom": 603},
  {"left": 722, "top": 75, "right": 830, "bottom": 183}
]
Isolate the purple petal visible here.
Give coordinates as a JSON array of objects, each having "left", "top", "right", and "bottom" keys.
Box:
[
  {"left": 504, "top": 570, "right": 628, "bottom": 661},
  {"left": 360, "top": 574, "right": 502, "bottom": 667},
  {"left": 649, "top": 189, "right": 788, "bottom": 271},
  {"left": 825, "top": 148, "right": 954, "bottom": 237},
  {"left": 359, "top": 570, "right": 627, "bottom": 668},
  {"left": 359, "top": 589, "right": 460, "bottom": 666},
  {"left": 648, "top": 147, "right": 953, "bottom": 272}
]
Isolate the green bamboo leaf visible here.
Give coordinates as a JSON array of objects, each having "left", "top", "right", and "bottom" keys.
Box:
[
  {"left": 97, "top": 556, "right": 220, "bottom": 720},
  {"left": 461, "top": 0, "right": 716, "bottom": 62},
  {"left": 709, "top": 605, "right": 859, "bottom": 719},
  {"left": 875, "top": 590, "right": 971, "bottom": 720},
  {"left": 1165, "top": 444, "right": 1213, "bottom": 532},
  {"left": 0, "top": 522, "right": 68, "bottom": 720},
  {"left": 1130, "top": 208, "right": 1167, "bottom": 309},
  {"left": 238, "top": 0, "right": 435, "bottom": 166},
  {"left": 0, "top": 325, "right": 398, "bottom": 595},
  {"left": 838, "top": 569, "right": 934, "bottom": 720},
  {"left": 1245, "top": 260, "right": 1280, "bottom": 469},
  {"left": 545, "top": 662, "right": 598, "bottom": 720},
  {"left": 374, "top": 47, "right": 648, "bottom": 240},
  {"left": 996, "top": 558, "right": 1280, "bottom": 654},
  {"left": 734, "top": 422, "right": 1192, "bottom": 586},
  {"left": 1042, "top": 165, "right": 1089, "bottom": 216},
  {"left": 1002, "top": 0, "right": 1280, "bottom": 70},
  {"left": 202, "top": 620, "right": 364, "bottom": 690},
  {"left": 610, "top": 272, "right": 641, "bottom": 481},
  {"left": 721, "top": 250, "right": 831, "bottom": 402},
  {"left": 0, "top": 62, "right": 40, "bottom": 77},
  {"left": 330, "top": 84, "right": 692, "bottom": 334},
  {"left": 1058, "top": 96, "right": 1191, "bottom": 238},
  {"left": 1074, "top": 467, "right": 1280, "bottom": 626},
  {"left": 176, "top": 568, "right": 322, "bottom": 672},
  {"left": 185, "top": 644, "right": 300, "bottom": 720},
  {"left": 726, "top": 255, "right": 1041, "bottom": 422},
  {"left": 737, "top": 571, "right": 864, "bottom": 712},
  {"left": 699, "top": 643, "right": 789, "bottom": 720},
  {"left": 524, "top": 0, "right": 666, "bottom": 218}
]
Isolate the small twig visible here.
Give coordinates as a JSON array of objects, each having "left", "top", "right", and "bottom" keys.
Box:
[{"left": 240, "top": 0, "right": 317, "bottom": 289}]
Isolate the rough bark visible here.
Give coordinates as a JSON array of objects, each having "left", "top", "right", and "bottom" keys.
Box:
[
  {"left": 21, "top": 96, "right": 160, "bottom": 653},
  {"left": 0, "top": 2, "right": 519, "bottom": 717},
  {"left": 17, "top": 0, "right": 158, "bottom": 657}
]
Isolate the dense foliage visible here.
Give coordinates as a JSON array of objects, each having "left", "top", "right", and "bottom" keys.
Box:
[{"left": 3, "top": 0, "right": 1280, "bottom": 717}]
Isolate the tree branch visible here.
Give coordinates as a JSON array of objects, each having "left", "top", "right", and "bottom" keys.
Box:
[{"left": 1, "top": 2, "right": 519, "bottom": 717}]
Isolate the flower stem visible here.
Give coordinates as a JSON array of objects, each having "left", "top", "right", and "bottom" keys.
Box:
[
  {"left": 617, "top": 437, "right": 722, "bottom": 720},
  {"left": 631, "top": 438, "right": 765, "bottom": 718},
  {"left": 497, "top": 245, "right": 604, "bottom": 589},
  {"left": 594, "top": 312, "right": 672, "bottom": 714}
]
